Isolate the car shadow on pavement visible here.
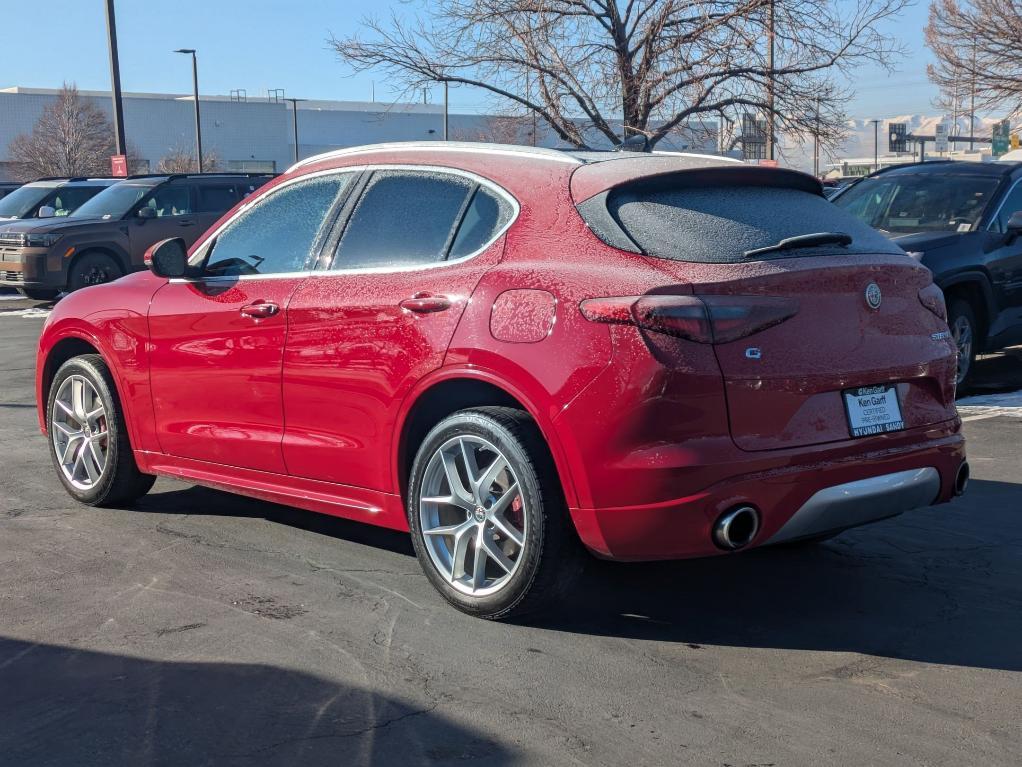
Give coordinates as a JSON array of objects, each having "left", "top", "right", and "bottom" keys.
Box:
[
  {"left": 0, "top": 637, "right": 513, "bottom": 766},
  {"left": 133, "top": 484, "right": 416, "bottom": 558},
  {"left": 539, "top": 478, "right": 1022, "bottom": 673}
]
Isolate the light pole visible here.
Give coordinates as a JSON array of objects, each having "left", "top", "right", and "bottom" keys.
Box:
[
  {"left": 174, "top": 49, "right": 203, "bottom": 173},
  {"left": 284, "top": 98, "right": 307, "bottom": 164},
  {"left": 442, "top": 81, "right": 449, "bottom": 141},
  {"left": 104, "top": 0, "right": 126, "bottom": 159},
  {"left": 766, "top": 0, "right": 776, "bottom": 162},
  {"left": 871, "top": 119, "right": 880, "bottom": 172}
]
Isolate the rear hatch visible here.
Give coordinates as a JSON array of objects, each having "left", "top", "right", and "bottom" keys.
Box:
[{"left": 575, "top": 165, "right": 958, "bottom": 451}]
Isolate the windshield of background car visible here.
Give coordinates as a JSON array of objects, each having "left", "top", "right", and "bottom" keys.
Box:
[
  {"left": 0, "top": 184, "right": 50, "bottom": 219},
  {"left": 69, "top": 183, "right": 154, "bottom": 219},
  {"left": 833, "top": 173, "right": 1000, "bottom": 235}
]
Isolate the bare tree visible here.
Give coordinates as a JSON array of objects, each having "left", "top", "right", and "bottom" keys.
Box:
[
  {"left": 7, "top": 83, "right": 117, "bottom": 180},
  {"left": 926, "top": 0, "right": 1022, "bottom": 119},
  {"left": 330, "top": 0, "right": 908, "bottom": 150},
  {"left": 156, "top": 147, "right": 222, "bottom": 174},
  {"left": 452, "top": 113, "right": 538, "bottom": 143}
]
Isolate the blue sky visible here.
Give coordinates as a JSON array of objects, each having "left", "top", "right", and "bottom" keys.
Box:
[{"left": 1, "top": 0, "right": 944, "bottom": 119}]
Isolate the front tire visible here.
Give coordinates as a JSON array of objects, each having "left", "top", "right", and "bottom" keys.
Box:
[
  {"left": 407, "top": 407, "right": 581, "bottom": 619},
  {"left": 46, "top": 355, "right": 155, "bottom": 506},
  {"left": 947, "top": 298, "right": 978, "bottom": 389},
  {"left": 67, "top": 252, "right": 124, "bottom": 292}
]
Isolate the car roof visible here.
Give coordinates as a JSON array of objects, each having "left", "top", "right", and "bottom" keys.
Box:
[{"left": 869, "top": 160, "right": 1020, "bottom": 178}]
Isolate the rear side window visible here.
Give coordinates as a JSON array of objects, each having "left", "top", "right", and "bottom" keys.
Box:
[
  {"left": 585, "top": 185, "right": 900, "bottom": 263},
  {"left": 332, "top": 171, "right": 476, "bottom": 269},
  {"left": 449, "top": 188, "right": 512, "bottom": 259},
  {"left": 203, "top": 174, "right": 350, "bottom": 277},
  {"left": 196, "top": 185, "right": 240, "bottom": 213}
]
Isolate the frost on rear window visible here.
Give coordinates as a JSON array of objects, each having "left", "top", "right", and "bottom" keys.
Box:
[{"left": 603, "top": 185, "right": 901, "bottom": 263}]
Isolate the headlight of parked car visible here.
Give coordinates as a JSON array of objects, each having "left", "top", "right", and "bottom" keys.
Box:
[{"left": 21, "top": 232, "right": 63, "bottom": 248}]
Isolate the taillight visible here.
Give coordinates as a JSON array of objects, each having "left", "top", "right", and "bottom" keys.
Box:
[
  {"left": 580, "top": 295, "right": 798, "bottom": 343},
  {"left": 918, "top": 283, "right": 947, "bottom": 321}
]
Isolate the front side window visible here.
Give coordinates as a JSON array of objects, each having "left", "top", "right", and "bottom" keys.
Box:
[
  {"left": 332, "top": 171, "right": 478, "bottom": 270},
  {"left": 203, "top": 174, "right": 351, "bottom": 277},
  {"left": 834, "top": 173, "right": 1000, "bottom": 235},
  {"left": 51, "top": 187, "right": 103, "bottom": 217},
  {"left": 990, "top": 181, "right": 1022, "bottom": 233},
  {"left": 142, "top": 185, "right": 193, "bottom": 217}
]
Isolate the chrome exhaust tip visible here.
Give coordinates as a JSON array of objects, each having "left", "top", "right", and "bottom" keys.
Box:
[
  {"left": 712, "top": 506, "right": 760, "bottom": 551},
  {"left": 954, "top": 462, "right": 970, "bottom": 497}
]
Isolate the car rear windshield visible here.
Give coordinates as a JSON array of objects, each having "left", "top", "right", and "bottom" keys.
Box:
[
  {"left": 585, "top": 184, "right": 899, "bottom": 263},
  {"left": 833, "top": 172, "right": 1000, "bottom": 235}
]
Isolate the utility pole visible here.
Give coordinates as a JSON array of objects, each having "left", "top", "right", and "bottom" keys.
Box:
[
  {"left": 872, "top": 119, "right": 880, "bottom": 172},
  {"left": 969, "top": 41, "right": 977, "bottom": 151},
  {"left": 442, "top": 81, "right": 448, "bottom": 140},
  {"left": 813, "top": 97, "right": 821, "bottom": 177},
  {"left": 104, "top": 0, "right": 126, "bottom": 158},
  {"left": 766, "top": 0, "right": 776, "bottom": 161},
  {"left": 174, "top": 49, "right": 203, "bottom": 173},
  {"left": 284, "top": 98, "right": 307, "bottom": 164}
]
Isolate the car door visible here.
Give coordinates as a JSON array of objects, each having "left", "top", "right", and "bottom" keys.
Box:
[
  {"left": 984, "top": 178, "right": 1022, "bottom": 335},
  {"left": 281, "top": 168, "right": 516, "bottom": 491},
  {"left": 147, "top": 173, "right": 354, "bottom": 473},
  {"left": 128, "top": 183, "right": 202, "bottom": 269}
]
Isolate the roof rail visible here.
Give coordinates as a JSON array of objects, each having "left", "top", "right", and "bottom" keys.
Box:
[
  {"left": 288, "top": 141, "right": 583, "bottom": 173},
  {"left": 123, "top": 171, "right": 277, "bottom": 181}
]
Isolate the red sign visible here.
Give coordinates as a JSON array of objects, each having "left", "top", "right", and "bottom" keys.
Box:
[
  {"left": 759, "top": 159, "right": 779, "bottom": 167},
  {"left": 110, "top": 154, "right": 128, "bottom": 177}
]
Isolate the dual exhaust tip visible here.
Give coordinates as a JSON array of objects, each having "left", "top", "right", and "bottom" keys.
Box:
[{"left": 712, "top": 505, "right": 760, "bottom": 551}]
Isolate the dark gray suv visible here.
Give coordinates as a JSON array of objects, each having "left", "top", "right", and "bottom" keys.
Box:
[{"left": 0, "top": 173, "right": 273, "bottom": 299}]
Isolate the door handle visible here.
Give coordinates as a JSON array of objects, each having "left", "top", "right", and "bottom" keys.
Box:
[
  {"left": 177, "top": 219, "right": 194, "bottom": 226},
  {"left": 240, "top": 301, "right": 279, "bottom": 319},
  {"left": 399, "top": 293, "right": 451, "bottom": 314}
]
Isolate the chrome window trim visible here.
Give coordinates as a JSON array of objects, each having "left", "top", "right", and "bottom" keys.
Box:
[
  {"left": 986, "top": 176, "right": 1022, "bottom": 233},
  {"left": 287, "top": 141, "right": 581, "bottom": 173},
  {"left": 173, "top": 164, "right": 519, "bottom": 283}
]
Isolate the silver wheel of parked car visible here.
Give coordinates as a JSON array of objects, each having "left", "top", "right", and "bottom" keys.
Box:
[
  {"left": 419, "top": 435, "right": 528, "bottom": 596},
  {"left": 951, "top": 314, "right": 973, "bottom": 384},
  {"left": 50, "top": 374, "right": 109, "bottom": 490}
]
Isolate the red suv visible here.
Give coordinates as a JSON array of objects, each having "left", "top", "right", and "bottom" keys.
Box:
[{"left": 36, "top": 143, "right": 967, "bottom": 619}]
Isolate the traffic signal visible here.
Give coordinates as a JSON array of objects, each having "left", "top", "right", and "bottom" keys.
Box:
[{"left": 889, "top": 123, "right": 908, "bottom": 154}]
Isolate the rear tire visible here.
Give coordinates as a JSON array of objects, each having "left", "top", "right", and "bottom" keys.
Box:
[
  {"left": 407, "top": 406, "right": 582, "bottom": 620},
  {"left": 947, "top": 298, "right": 978, "bottom": 390},
  {"left": 68, "top": 252, "right": 123, "bottom": 292},
  {"left": 46, "top": 355, "right": 155, "bottom": 506},
  {"left": 18, "top": 287, "right": 59, "bottom": 301}
]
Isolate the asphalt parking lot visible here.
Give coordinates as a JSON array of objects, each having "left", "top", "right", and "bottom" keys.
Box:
[{"left": 1, "top": 292, "right": 1020, "bottom": 766}]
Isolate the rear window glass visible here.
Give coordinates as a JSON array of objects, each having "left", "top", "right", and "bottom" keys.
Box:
[{"left": 593, "top": 185, "right": 901, "bottom": 263}]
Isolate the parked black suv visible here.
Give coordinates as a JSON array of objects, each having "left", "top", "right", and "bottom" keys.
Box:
[
  {"left": 0, "top": 173, "right": 273, "bottom": 299},
  {"left": 0, "top": 177, "right": 117, "bottom": 221},
  {"left": 833, "top": 160, "right": 1022, "bottom": 387}
]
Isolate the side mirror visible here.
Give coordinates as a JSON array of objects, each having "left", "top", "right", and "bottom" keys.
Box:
[
  {"left": 1007, "top": 211, "right": 1022, "bottom": 235},
  {"left": 145, "top": 238, "right": 188, "bottom": 278},
  {"left": 137, "top": 206, "right": 156, "bottom": 220},
  {"left": 37, "top": 205, "right": 55, "bottom": 218}
]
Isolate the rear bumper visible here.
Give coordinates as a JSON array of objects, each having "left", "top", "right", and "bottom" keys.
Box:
[{"left": 568, "top": 428, "right": 965, "bottom": 561}]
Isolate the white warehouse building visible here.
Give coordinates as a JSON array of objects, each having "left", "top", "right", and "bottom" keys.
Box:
[{"left": 0, "top": 86, "right": 719, "bottom": 180}]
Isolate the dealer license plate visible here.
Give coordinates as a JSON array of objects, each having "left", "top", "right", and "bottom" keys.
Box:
[{"left": 842, "top": 384, "right": 905, "bottom": 438}]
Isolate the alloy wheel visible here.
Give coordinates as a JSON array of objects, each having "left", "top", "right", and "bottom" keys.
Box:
[
  {"left": 951, "top": 314, "right": 973, "bottom": 385},
  {"left": 51, "top": 375, "right": 109, "bottom": 490},
  {"left": 418, "top": 435, "right": 527, "bottom": 596}
]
